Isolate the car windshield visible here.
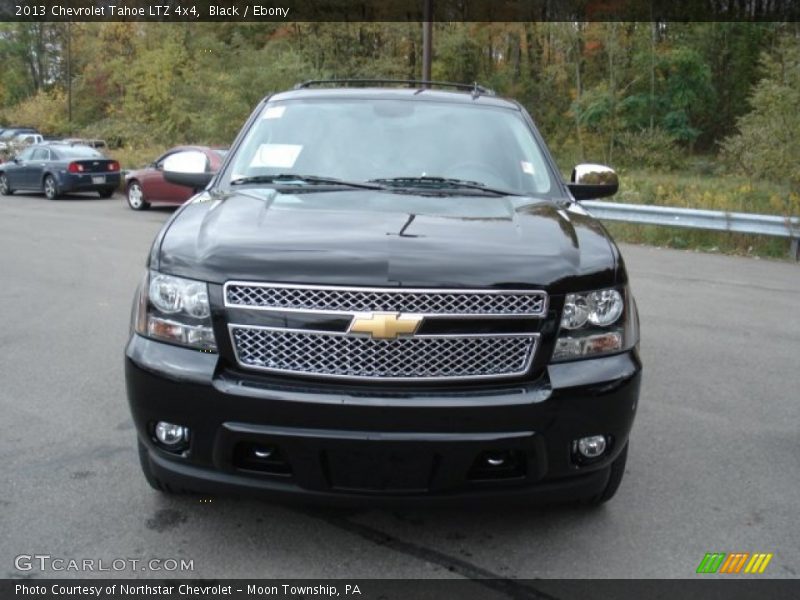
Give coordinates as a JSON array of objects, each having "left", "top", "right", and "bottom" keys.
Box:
[
  {"left": 226, "top": 98, "right": 554, "bottom": 195},
  {"left": 56, "top": 145, "right": 103, "bottom": 158}
]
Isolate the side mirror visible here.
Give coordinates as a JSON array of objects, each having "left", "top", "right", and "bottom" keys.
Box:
[
  {"left": 163, "top": 150, "right": 213, "bottom": 189},
  {"left": 567, "top": 164, "right": 619, "bottom": 200}
]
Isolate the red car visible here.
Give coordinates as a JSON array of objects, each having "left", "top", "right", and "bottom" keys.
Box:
[{"left": 125, "top": 146, "right": 226, "bottom": 210}]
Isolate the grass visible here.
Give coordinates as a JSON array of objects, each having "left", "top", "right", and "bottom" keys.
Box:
[
  {"left": 616, "top": 168, "right": 799, "bottom": 216},
  {"left": 592, "top": 164, "right": 800, "bottom": 259}
]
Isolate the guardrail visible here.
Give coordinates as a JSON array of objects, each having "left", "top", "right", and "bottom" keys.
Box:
[{"left": 582, "top": 200, "right": 800, "bottom": 260}]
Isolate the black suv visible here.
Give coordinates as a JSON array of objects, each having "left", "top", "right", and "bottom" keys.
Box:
[{"left": 125, "top": 80, "right": 641, "bottom": 505}]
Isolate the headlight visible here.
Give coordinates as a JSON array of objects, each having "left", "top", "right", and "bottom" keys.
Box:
[
  {"left": 560, "top": 293, "right": 589, "bottom": 329},
  {"left": 132, "top": 271, "right": 217, "bottom": 352},
  {"left": 586, "top": 289, "right": 624, "bottom": 326},
  {"left": 552, "top": 286, "right": 637, "bottom": 362},
  {"left": 149, "top": 273, "right": 211, "bottom": 318},
  {"left": 561, "top": 289, "right": 623, "bottom": 329}
]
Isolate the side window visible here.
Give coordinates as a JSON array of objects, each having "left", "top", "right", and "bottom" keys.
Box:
[
  {"left": 32, "top": 148, "right": 49, "bottom": 160},
  {"left": 18, "top": 147, "right": 35, "bottom": 160}
]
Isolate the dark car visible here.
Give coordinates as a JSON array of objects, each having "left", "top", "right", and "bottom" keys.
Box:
[
  {"left": 0, "top": 143, "right": 120, "bottom": 199},
  {"left": 124, "top": 146, "right": 226, "bottom": 211},
  {"left": 125, "top": 80, "right": 641, "bottom": 506}
]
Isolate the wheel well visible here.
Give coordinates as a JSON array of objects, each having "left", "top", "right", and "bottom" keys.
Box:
[{"left": 40, "top": 172, "right": 61, "bottom": 196}]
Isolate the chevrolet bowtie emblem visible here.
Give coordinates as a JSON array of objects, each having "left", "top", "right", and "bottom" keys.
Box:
[{"left": 348, "top": 312, "right": 423, "bottom": 339}]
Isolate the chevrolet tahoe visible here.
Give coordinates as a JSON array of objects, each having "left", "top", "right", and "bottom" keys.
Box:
[{"left": 125, "top": 80, "right": 641, "bottom": 505}]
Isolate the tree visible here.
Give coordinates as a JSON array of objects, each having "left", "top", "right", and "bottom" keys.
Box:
[
  {"left": 620, "top": 46, "right": 715, "bottom": 146},
  {"left": 722, "top": 36, "right": 800, "bottom": 191}
]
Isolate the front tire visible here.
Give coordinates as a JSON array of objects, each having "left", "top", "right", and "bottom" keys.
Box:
[
  {"left": 126, "top": 181, "right": 150, "bottom": 210},
  {"left": 0, "top": 174, "right": 13, "bottom": 195},
  {"left": 43, "top": 175, "right": 59, "bottom": 200}
]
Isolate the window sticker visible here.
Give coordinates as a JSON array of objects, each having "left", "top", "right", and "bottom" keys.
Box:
[
  {"left": 262, "top": 106, "right": 286, "bottom": 120},
  {"left": 250, "top": 144, "right": 303, "bottom": 168},
  {"left": 521, "top": 161, "right": 535, "bottom": 175}
]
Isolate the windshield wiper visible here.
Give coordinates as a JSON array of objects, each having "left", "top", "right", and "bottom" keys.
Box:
[
  {"left": 367, "top": 176, "right": 522, "bottom": 196},
  {"left": 230, "top": 174, "right": 385, "bottom": 190}
]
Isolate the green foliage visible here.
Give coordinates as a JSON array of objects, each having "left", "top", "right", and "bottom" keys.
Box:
[
  {"left": 656, "top": 47, "right": 715, "bottom": 144},
  {"left": 0, "top": 20, "right": 797, "bottom": 202},
  {"left": 614, "top": 129, "right": 685, "bottom": 171},
  {"left": 618, "top": 169, "right": 798, "bottom": 214},
  {"left": 605, "top": 169, "right": 799, "bottom": 258},
  {"left": 574, "top": 41, "right": 714, "bottom": 155},
  {"left": 0, "top": 23, "right": 67, "bottom": 103},
  {"left": 721, "top": 38, "right": 800, "bottom": 191},
  {"left": 4, "top": 88, "right": 69, "bottom": 135},
  {"left": 432, "top": 25, "right": 482, "bottom": 83},
  {"left": 678, "top": 23, "right": 776, "bottom": 149},
  {"left": 574, "top": 83, "right": 614, "bottom": 129}
]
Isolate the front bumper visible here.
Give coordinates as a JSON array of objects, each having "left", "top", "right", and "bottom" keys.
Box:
[{"left": 125, "top": 334, "right": 641, "bottom": 504}]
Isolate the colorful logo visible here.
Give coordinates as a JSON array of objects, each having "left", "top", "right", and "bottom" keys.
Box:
[{"left": 696, "top": 552, "right": 773, "bottom": 574}]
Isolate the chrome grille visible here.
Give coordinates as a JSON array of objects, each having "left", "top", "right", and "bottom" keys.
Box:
[
  {"left": 230, "top": 326, "right": 538, "bottom": 381},
  {"left": 225, "top": 282, "right": 547, "bottom": 317}
]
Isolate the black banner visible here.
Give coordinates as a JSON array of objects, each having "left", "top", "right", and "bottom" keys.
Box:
[
  {"left": 3, "top": 579, "right": 800, "bottom": 600},
  {"left": 1, "top": 0, "right": 799, "bottom": 22}
]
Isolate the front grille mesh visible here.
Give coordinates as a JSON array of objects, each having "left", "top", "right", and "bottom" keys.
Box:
[
  {"left": 226, "top": 284, "right": 546, "bottom": 316},
  {"left": 231, "top": 327, "right": 537, "bottom": 380}
]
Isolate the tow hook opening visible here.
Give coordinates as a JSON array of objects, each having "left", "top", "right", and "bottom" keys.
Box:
[
  {"left": 467, "top": 449, "right": 527, "bottom": 481},
  {"left": 233, "top": 442, "right": 292, "bottom": 476}
]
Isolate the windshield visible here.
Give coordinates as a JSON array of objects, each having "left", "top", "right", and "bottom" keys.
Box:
[{"left": 226, "top": 99, "right": 554, "bottom": 195}]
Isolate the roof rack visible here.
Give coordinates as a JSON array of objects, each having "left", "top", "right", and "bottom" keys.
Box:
[{"left": 293, "top": 79, "right": 495, "bottom": 98}]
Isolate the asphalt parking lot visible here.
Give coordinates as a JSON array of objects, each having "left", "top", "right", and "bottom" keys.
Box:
[{"left": 1, "top": 191, "right": 798, "bottom": 586}]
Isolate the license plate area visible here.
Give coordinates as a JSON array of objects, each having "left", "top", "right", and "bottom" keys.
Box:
[
  {"left": 92, "top": 176, "right": 106, "bottom": 184},
  {"left": 324, "top": 442, "right": 435, "bottom": 493}
]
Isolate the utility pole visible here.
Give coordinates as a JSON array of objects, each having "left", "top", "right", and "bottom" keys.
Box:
[
  {"left": 67, "top": 21, "right": 72, "bottom": 132},
  {"left": 422, "top": 0, "right": 432, "bottom": 84}
]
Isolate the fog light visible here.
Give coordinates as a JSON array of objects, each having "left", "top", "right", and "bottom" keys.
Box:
[
  {"left": 155, "top": 421, "right": 189, "bottom": 446},
  {"left": 577, "top": 435, "right": 607, "bottom": 458}
]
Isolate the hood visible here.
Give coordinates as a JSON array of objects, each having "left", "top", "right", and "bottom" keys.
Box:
[{"left": 156, "top": 188, "right": 619, "bottom": 292}]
